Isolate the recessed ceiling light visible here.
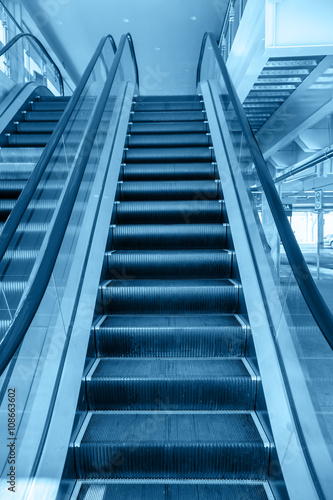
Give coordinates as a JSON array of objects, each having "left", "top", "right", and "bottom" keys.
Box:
[
  {"left": 190, "top": 16, "right": 197, "bottom": 21},
  {"left": 122, "top": 18, "right": 129, "bottom": 23}
]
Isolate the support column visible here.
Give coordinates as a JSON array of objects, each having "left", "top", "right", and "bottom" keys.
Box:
[{"left": 317, "top": 209, "right": 324, "bottom": 280}]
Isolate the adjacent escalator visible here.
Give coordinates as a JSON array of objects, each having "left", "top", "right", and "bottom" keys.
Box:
[
  {"left": 0, "top": 94, "right": 70, "bottom": 231},
  {"left": 70, "top": 95, "right": 275, "bottom": 499}
]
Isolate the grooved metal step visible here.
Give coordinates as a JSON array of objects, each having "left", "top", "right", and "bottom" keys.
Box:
[
  {"left": 97, "top": 279, "right": 240, "bottom": 314},
  {"left": 109, "top": 224, "right": 229, "bottom": 250},
  {"left": 7, "top": 134, "right": 51, "bottom": 147},
  {"left": 132, "top": 111, "right": 205, "bottom": 122},
  {"left": 30, "top": 101, "right": 69, "bottom": 111},
  {"left": 0, "top": 180, "right": 25, "bottom": 197},
  {"left": 73, "top": 481, "right": 273, "bottom": 500},
  {"left": 126, "top": 133, "right": 211, "bottom": 148},
  {"left": 94, "top": 314, "right": 247, "bottom": 358},
  {"left": 0, "top": 180, "right": 65, "bottom": 200},
  {"left": 0, "top": 147, "right": 43, "bottom": 162},
  {"left": 124, "top": 146, "right": 214, "bottom": 163},
  {"left": 0, "top": 248, "right": 39, "bottom": 273},
  {"left": 17, "top": 122, "right": 57, "bottom": 133},
  {"left": 37, "top": 95, "right": 71, "bottom": 102},
  {"left": 86, "top": 358, "right": 256, "bottom": 410},
  {"left": 114, "top": 200, "right": 226, "bottom": 224},
  {"left": 0, "top": 199, "right": 57, "bottom": 222},
  {"left": 118, "top": 180, "right": 221, "bottom": 201},
  {"left": 133, "top": 101, "right": 203, "bottom": 112},
  {"left": 134, "top": 95, "right": 201, "bottom": 102},
  {"left": 0, "top": 279, "right": 27, "bottom": 310},
  {"left": 104, "top": 250, "right": 233, "bottom": 279},
  {"left": 0, "top": 163, "right": 35, "bottom": 179},
  {"left": 75, "top": 412, "right": 269, "bottom": 479},
  {"left": 128, "top": 121, "right": 208, "bottom": 134},
  {"left": 121, "top": 162, "right": 217, "bottom": 181},
  {"left": 23, "top": 111, "right": 64, "bottom": 122}
]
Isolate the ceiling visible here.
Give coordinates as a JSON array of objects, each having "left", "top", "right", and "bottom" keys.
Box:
[{"left": 21, "top": 0, "right": 228, "bottom": 95}]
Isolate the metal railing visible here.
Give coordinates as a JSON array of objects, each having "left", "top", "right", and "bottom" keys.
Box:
[{"left": 218, "top": 0, "right": 248, "bottom": 61}]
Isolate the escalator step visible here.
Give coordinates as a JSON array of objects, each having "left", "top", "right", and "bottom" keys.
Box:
[
  {"left": 97, "top": 279, "right": 239, "bottom": 314},
  {"left": 124, "top": 146, "right": 214, "bottom": 163},
  {"left": 0, "top": 163, "right": 35, "bottom": 180},
  {"left": 75, "top": 412, "right": 269, "bottom": 479},
  {"left": 0, "top": 249, "right": 39, "bottom": 277},
  {"left": 133, "top": 101, "right": 203, "bottom": 112},
  {"left": 74, "top": 482, "right": 273, "bottom": 500},
  {"left": 94, "top": 314, "right": 247, "bottom": 358},
  {"left": 119, "top": 180, "right": 220, "bottom": 201},
  {"left": 115, "top": 200, "right": 226, "bottom": 224},
  {"left": 104, "top": 250, "right": 233, "bottom": 279},
  {"left": 109, "top": 224, "right": 229, "bottom": 250},
  {"left": 0, "top": 180, "right": 25, "bottom": 198},
  {"left": 37, "top": 95, "right": 71, "bottom": 102},
  {"left": 0, "top": 179, "right": 66, "bottom": 194},
  {"left": 135, "top": 95, "right": 201, "bottom": 102},
  {"left": 7, "top": 134, "right": 51, "bottom": 147},
  {"left": 23, "top": 111, "right": 63, "bottom": 122},
  {"left": 132, "top": 111, "right": 205, "bottom": 122},
  {"left": 0, "top": 280, "right": 27, "bottom": 311},
  {"left": 7, "top": 222, "right": 49, "bottom": 236},
  {"left": 126, "top": 133, "right": 211, "bottom": 148},
  {"left": 121, "top": 163, "right": 217, "bottom": 181},
  {"left": 134, "top": 94, "right": 201, "bottom": 102},
  {"left": 31, "top": 101, "right": 68, "bottom": 111},
  {"left": 0, "top": 198, "right": 57, "bottom": 216},
  {"left": 0, "top": 147, "right": 43, "bottom": 162},
  {"left": 0, "top": 199, "right": 18, "bottom": 220},
  {"left": 86, "top": 358, "right": 255, "bottom": 410},
  {"left": 17, "top": 122, "right": 56, "bottom": 134},
  {"left": 128, "top": 121, "right": 208, "bottom": 134}
]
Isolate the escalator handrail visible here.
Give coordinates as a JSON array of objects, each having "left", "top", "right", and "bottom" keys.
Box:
[
  {"left": 0, "top": 33, "right": 65, "bottom": 96},
  {"left": 197, "top": 31, "right": 333, "bottom": 350},
  {"left": 0, "top": 33, "right": 136, "bottom": 377},
  {"left": 127, "top": 33, "right": 139, "bottom": 86},
  {"left": 0, "top": 34, "right": 116, "bottom": 264}
]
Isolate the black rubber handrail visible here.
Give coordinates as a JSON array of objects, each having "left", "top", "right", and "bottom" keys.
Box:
[
  {"left": 0, "top": 33, "right": 65, "bottom": 96},
  {"left": 0, "top": 34, "right": 116, "bottom": 264},
  {"left": 0, "top": 33, "right": 136, "bottom": 376},
  {"left": 197, "top": 32, "right": 333, "bottom": 350},
  {"left": 127, "top": 33, "right": 139, "bottom": 86}
]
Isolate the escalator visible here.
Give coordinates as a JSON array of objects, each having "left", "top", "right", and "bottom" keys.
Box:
[
  {"left": 71, "top": 95, "right": 274, "bottom": 499},
  {"left": 0, "top": 94, "right": 70, "bottom": 230},
  {"left": 1, "top": 31, "right": 333, "bottom": 500}
]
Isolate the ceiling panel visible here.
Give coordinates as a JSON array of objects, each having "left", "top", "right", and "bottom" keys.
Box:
[{"left": 21, "top": 0, "right": 228, "bottom": 94}]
